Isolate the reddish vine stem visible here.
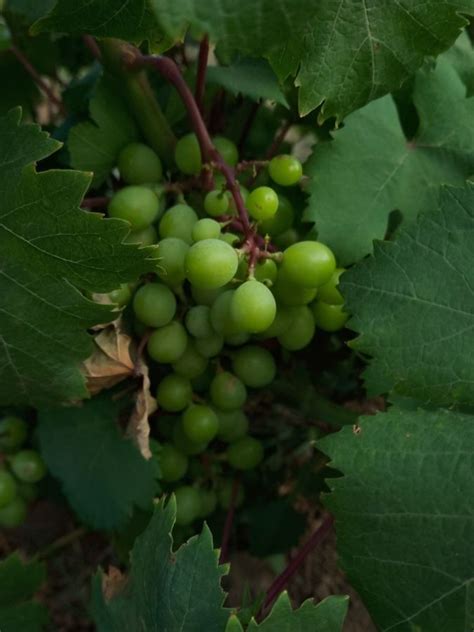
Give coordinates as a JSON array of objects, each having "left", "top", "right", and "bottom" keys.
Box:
[
  {"left": 195, "top": 35, "right": 209, "bottom": 115},
  {"left": 81, "top": 196, "right": 110, "bottom": 209},
  {"left": 219, "top": 477, "right": 241, "bottom": 564},
  {"left": 83, "top": 35, "right": 102, "bottom": 61},
  {"left": 257, "top": 514, "right": 334, "bottom": 621}
]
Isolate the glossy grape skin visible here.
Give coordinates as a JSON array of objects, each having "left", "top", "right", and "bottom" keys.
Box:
[
  {"left": 317, "top": 268, "right": 345, "bottom": 305},
  {"left": 191, "top": 285, "right": 225, "bottom": 307},
  {"left": 159, "top": 204, "right": 198, "bottom": 245},
  {"left": 156, "top": 374, "right": 192, "bottom": 412},
  {"left": 281, "top": 241, "right": 336, "bottom": 288},
  {"left": 198, "top": 488, "right": 218, "bottom": 517},
  {"left": 312, "top": 301, "right": 348, "bottom": 332},
  {"left": 272, "top": 270, "right": 318, "bottom": 306},
  {"left": 174, "top": 485, "right": 202, "bottom": 526},
  {"left": 0, "top": 470, "right": 17, "bottom": 507},
  {"left": 182, "top": 405, "right": 219, "bottom": 443},
  {"left": 0, "top": 496, "right": 27, "bottom": 528},
  {"left": 185, "top": 239, "right": 238, "bottom": 289},
  {"left": 108, "top": 186, "right": 160, "bottom": 230},
  {"left": 227, "top": 436, "right": 264, "bottom": 470},
  {"left": 213, "top": 136, "right": 239, "bottom": 166},
  {"left": 218, "top": 479, "right": 245, "bottom": 509},
  {"left": 147, "top": 321, "right": 188, "bottom": 364},
  {"left": 108, "top": 283, "right": 132, "bottom": 307},
  {"left": 268, "top": 154, "right": 303, "bottom": 186},
  {"left": 0, "top": 416, "right": 27, "bottom": 451},
  {"left": 210, "top": 290, "right": 242, "bottom": 337},
  {"left": 124, "top": 225, "right": 158, "bottom": 246},
  {"left": 158, "top": 444, "right": 188, "bottom": 482},
  {"left": 185, "top": 305, "right": 214, "bottom": 339},
  {"left": 133, "top": 283, "right": 176, "bottom": 328},
  {"left": 156, "top": 238, "right": 189, "bottom": 287},
  {"left": 173, "top": 420, "right": 208, "bottom": 455},
  {"left": 259, "top": 305, "right": 296, "bottom": 339},
  {"left": 231, "top": 280, "right": 276, "bottom": 333},
  {"left": 192, "top": 218, "right": 221, "bottom": 241},
  {"left": 259, "top": 195, "right": 294, "bottom": 237},
  {"left": 174, "top": 133, "right": 202, "bottom": 175},
  {"left": 232, "top": 345, "right": 276, "bottom": 388},
  {"left": 254, "top": 259, "right": 278, "bottom": 285},
  {"left": 172, "top": 341, "right": 208, "bottom": 379},
  {"left": 10, "top": 450, "right": 46, "bottom": 483},
  {"left": 118, "top": 142, "right": 163, "bottom": 184},
  {"left": 210, "top": 372, "right": 247, "bottom": 411},
  {"left": 204, "top": 190, "right": 229, "bottom": 217},
  {"left": 278, "top": 305, "right": 315, "bottom": 350},
  {"left": 194, "top": 333, "right": 224, "bottom": 358},
  {"left": 215, "top": 409, "right": 249, "bottom": 443},
  {"left": 247, "top": 187, "right": 279, "bottom": 221}
]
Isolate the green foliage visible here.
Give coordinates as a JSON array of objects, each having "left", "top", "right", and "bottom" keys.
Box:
[
  {"left": 442, "top": 30, "right": 474, "bottom": 96},
  {"left": 37, "top": 396, "right": 157, "bottom": 529},
  {"left": 320, "top": 407, "right": 474, "bottom": 632},
  {"left": 247, "top": 499, "right": 306, "bottom": 557}
]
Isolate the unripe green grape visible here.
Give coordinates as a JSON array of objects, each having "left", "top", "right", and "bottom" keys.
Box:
[
  {"left": 191, "top": 285, "right": 225, "bottom": 306},
  {"left": 216, "top": 409, "right": 249, "bottom": 443},
  {"left": 10, "top": 450, "right": 46, "bottom": 483},
  {"left": 231, "top": 280, "right": 276, "bottom": 333},
  {"left": 185, "top": 305, "right": 214, "bottom": 339},
  {"left": 156, "top": 373, "right": 192, "bottom": 412},
  {"left": 259, "top": 195, "right": 294, "bottom": 237},
  {"left": 173, "top": 420, "right": 208, "bottom": 455},
  {"left": 174, "top": 485, "right": 201, "bottom": 525},
  {"left": 194, "top": 333, "right": 224, "bottom": 358},
  {"left": 210, "top": 290, "right": 242, "bottom": 337},
  {"left": 108, "top": 186, "right": 160, "bottom": 230},
  {"left": 254, "top": 259, "right": 278, "bottom": 285},
  {"left": 272, "top": 269, "right": 318, "bottom": 306},
  {"left": 0, "top": 416, "right": 27, "bottom": 451},
  {"left": 159, "top": 204, "right": 198, "bottom": 245},
  {"left": 268, "top": 154, "right": 303, "bottom": 186},
  {"left": 186, "top": 239, "right": 238, "bottom": 289},
  {"left": 108, "top": 283, "right": 132, "bottom": 307},
  {"left": 247, "top": 186, "right": 279, "bottom": 221},
  {"left": 0, "top": 471, "right": 17, "bottom": 507},
  {"left": 274, "top": 228, "right": 298, "bottom": 249},
  {"left": 172, "top": 341, "right": 208, "bottom": 379},
  {"left": 317, "top": 268, "right": 345, "bottom": 305},
  {"left": 232, "top": 345, "right": 276, "bottom": 387},
  {"left": 227, "top": 436, "right": 264, "bottom": 470},
  {"left": 224, "top": 331, "right": 250, "bottom": 346},
  {"left": 124, "top": 225, "right": 158, "bottom": 246},
  {"left": 182, "top": 405, "right": 219, "bottom": 443},
  {"left": 192, "top": 218, "right": 221, "bottom": 241},
  {"left": 218, "top": 479, "right": 244, "bottom": 509},
  {"left": 220, "top": 232, "right": 240, "bottom": 246},
  {"left": 198, "top": 488, "right": 217, "bottom": 517},
  {"left": 0, "top": 496, "right": 27, "bottom": 528},
  {"left": 147, "top": 321, "right": 188, "bottom": 364},
  {"left": 278, "top": 305, "right": 315, "bottom": 350},
  {"left": 210, "top": 372, "right": 247, "bottom": 411},
  {"left": 174, "top": 133, "right": 202, "bottom": 175},
  {"left": 213, "top": 136, "right": 239, "bottom": 167},
  {"left": 281, "top": 241, "right": 336, "bottom": 288},
  {"left": 158, "top": 444, "right": 188, "bottom": 482},
  {"left": 259, "top": 305, "right": 296, "bottom": 338},
  {"left": 133, "top": 283, "right": 176, "bottom": 327},
  {"left": 156, "top": 238, "right": 189, "bottom": 287},
  {"left": 118, "top": 142, "right": 163, "bottom": 184},
  {"left": 204, "top": 190, "right": 229, "bottom": 217},
  {"left": 312, "top": 301, "right": 348, "bottom": 332}
]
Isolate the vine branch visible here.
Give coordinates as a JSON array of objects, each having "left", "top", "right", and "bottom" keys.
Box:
[
  {"left": 219, "top": 477, "right": 240, "bottom": 564},
  {"left": 195, "top": 35, "right": 209, "bottom": 115}
]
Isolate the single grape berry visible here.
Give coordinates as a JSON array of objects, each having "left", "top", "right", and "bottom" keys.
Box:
[
  {"left": 0, "top": 470, "right": 17, "bottom": 507},
  {"left": 231, "top": 280, "right": 276, "bottom": 333},
  {"left": 254, "top": 259, "right": 278, "bottom": 285},
  {"left": 192, "top": 218, "right": 221, "bottom": 241},
  {"left": 147, "top": 321, "right": 188, "bottom": 364},
  {"left": 174, "top": 133, "right": 202, "bottom": 175},
  {"left": 133, "top": 283, "right": 176, "bottom": 328},
  {"left": 216, "top": 409, "right": 249, "bottom": 443},
  {"left": 259, "top": 305, "right": 296, "bottom": 339},
  {"left": 173, "top": 420, "right": 208, "bottom": 455},
  {"left": 194, "top": 333, "right": 224, "bottom": 358},
  {"left": 10, "top": 450, "right": 46, "bottom": 483},
  {"left": 312, "top": 301, "right": 348, "bottom": 332},
  {"left": 259, "top": 195, "right": 294, "bottom": 237},
  {"left": 210, "top": 290, "right": 243, "bottom": 338},
  {"left": 220, "top": 232, "right": 240, "bottom": 246},
  {"left": 182, "top": 405, "right": 219, "bottom": 443},
  {"left": 210, "top": 372, "right": 247, "bottom": 411},
  {"left": 232, "top": 345, "right": 276, "bottom": 388},
  {"left": 204, "top": 190, "right": 229, "bottom": 217},
  {"left": 172, "top": 341, "right": 208, "bottom": 379},
  {"left": 247, "top": 187, "right": 279, "bottom": 221},
  {"left": 281, "top": 241, "right": 336, "bottom": 288},
  {"left": 124, "top": 225, "right": 158, "bottom": 246},
  {"left": 159, "top": 204, "right": 198, "bottom": 245},
  {"left": 108, "top": 186, "right": 160, "bottom": 230},
  {"left": 118, "top": 142, "right": 163, "bottom": 184},
  {"left": 156, "top": 237, "right": 189, "bottom": 287},
  {"left": 185, "top": 305, "right": 214, "bottom": 339},
  {"left": 278, "top": 305, "right": 315, "bottom": 350},
  {"left": 227, "top": 436, "right": 264, "bottom": 470},
  {"left": 268, "top": 154, "right": 303, "bottom": 186},
  {"left": 108, "top": 283, "right": 132, "bottom": 307},
  {"left": 174, "top": 485, "right": 201, "bottom": 526},
  {"left": 0, "top": 496, "right": 27, "bottom": 528},
  {"left": 272, "top": 269, "right": 318, "bottom": 306},
  {"left": 185, "top": 239, "right": 238, "bottom": 289},
  {"left": 0, "top": 416, "right": 27, "bottom": 451},
  {"left": 317, "top": 268, "right": 345, "bottom": 305},
  {"left": 158, "top": 444, "right": 188, "bottom": 482},
  {"left": 156, "top": 373, "right": 193, "bottom": 412},
  {"left": 213, "top": 136, "right": 239, "bottom": 167}
]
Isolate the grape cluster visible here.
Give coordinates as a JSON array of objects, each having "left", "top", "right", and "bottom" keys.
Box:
[
  {"left": 0, "top": 415, "right": 46, "bottom": 527},
  {"left": 106, "top": 136, "right": 348, "bottom": 526}
]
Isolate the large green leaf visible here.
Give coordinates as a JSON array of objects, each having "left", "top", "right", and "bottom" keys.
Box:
[
  {"left": 91, "top": 497, "right": 229, "bottom": 631},
  {"left": 305, "top": 59, "right": 474, "bottom": 265},
  {"left": 320, "top": 407, "right": 474, "bottom": 632},
  {"left": 342, "top": 184, "right": 474, "bottom": 406},
  {"left": 442, "top": 30, "right": 474, "bottom": 96},
  {"left": 0, "top": 109, "right": 156, "bottom": 407}
]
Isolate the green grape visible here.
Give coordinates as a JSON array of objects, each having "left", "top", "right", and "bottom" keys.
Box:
[
  {"left": 133, "top": 283, "right": 176, "bottom": 327},
  {"left": 194, "top": 333, "right": 224, "bottom": 358},
  {"left": 147, "top": 321, "right": 188, "bottom": 364},
  {"left": 247, "top": 186, "right": 279, "bottom": 221},
  {"left": 232, "top": 345, "right": 276, "bottom": 388},
  {"left": 274, "top": 228, "right": 298, "bottom": 249},
  {"left": 218, "top": 479, "right": 244, "bottom": 509},
  {"left": 158, "top": 444, "right": 188, "bottom": 482},
  {"left": 191, "top": 285, "right": 225, "bottom": 306},
  {"left": 159, "top": 204, "right": 198, "bottom": 244},
  {"left": 124, "top": 225, "right": 158, "bottom": 246},
  {"left": 182, "top": 405, "right": 219, "bottom": 443},
  {"left": 174, "top": 485, "right": 201, "bottom": 526},
  {"left": 254, "top": 259, "right": 278, "bottom": 285},
  {"left": 172, "top": 341, "right": 208, "bottom": 379},
  {"left": 173, "top": 420, "right": 208, "bottom": 455},
  {"left": 0, "top": 415, "right": 27, "bottom": 451},
  {"left": 118, "top": 142, "right": 163, "bottom": 184},
  {"left": 278, "top": 305, "right": 315, "bottom": 350},
  {"left": 317, "top": 268, "right": 345, "bottom": 305},
  {"left": 220, "top": 232, "right": 240, "bottom": 246},
  {"left": 185, "top": 305, "right": 214, "bottom": 339},
  {"left": 210, "top": 372, "right": 247, "bottom": 411},
  {"left": 156, "top": 373, "right": 192, "bottom": 412},
  {"left": 0, "top": 496, "right": 27, "bottom": 528},
  {"left": 281, "top": 241, "right": 336, "bottom": 288},
  {"left": 192, "top": 218, "right": 221, "bottom": 241},
  {"left": 259, "top": 195, "right": 294, "bottom": 236},
  {"left": 156, "top": 238, "right": 189, "bottom": 287},
  {"left": 227, "top": 436, "right": 264, "bottom": 470},
  {"left": 174, "top": 133, "right": 202, "bottom": 175},
  {"left": 0, "top": 470, "right": 17, "bottom": 507},
  {"left": 108, "top": 186, "right": 160, "bottom": 230},
  {"left": 236, "top": 257, "right": 249, "bottom": 280},
  {"left": 312, "top": 301, "right": 348, "bottom": 332},
  {"left": 186, "top": 239, "right": 238, "bottom": 289},
  {"left": 17, "top": 482, "right": 38, "bottom": 502},
  {"left": 259, "top": 305, "right": 296, "bottom": 338},
  {"left": 108, "top": 283, "right": 132, "bottom": 307},
  {"left": 216, "top": 409, "right": 249, "bottom": 443},
  {"left": 230, "top": 280, "right": 276, "bottom": 333},
  {"left": 198, "top": 488, "right": 217, "bottom": 517},
  {"left": 204, "top": 190, "right": 229, "bottom": 217},
  {"left": 268, "top": 154, "right": 303, "bottom": 186},
  {"left": 210, "top": 290, "right": 242, "bottom": 337},
  {"left": 10, "top": 450, "right": 46, "bottom": 483},
  {"left": 272, "top": 269, "right": 318, "bottom": 306},
  {"left": 213, "top": 136, "right": 239, "bottom": 166},
  {"left": 224, "top": 331, "right": 250, "bottom": 346}
]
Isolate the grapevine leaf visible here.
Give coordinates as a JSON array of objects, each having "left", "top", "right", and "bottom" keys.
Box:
[
  {"left": 37, "top": 395, "right": 157, "bottom": 530},
  {"left": 0, "top": 108, "right": 156, "bottom": 407},
  {"left": 4, "top": 0, "right": 56, "bottom": 25},
  {"left": 247, "top": 499, "right": 307, "bottom": 557},
  {"left": 91, "top": 497, "right": 229, "bottom": 631},
  {"left": 0, "top": 553, "right": 49, "bottom": 632},
  {"left": 305, "top": 59, "right": 474, "bottom": 265},
  {"left": 342, "top": 183, "right": 474, "bottom": 406},
  {"left": 319, "top": 407, "right": 474, "bottom": 632},
  {"left": 442, "top": 30, "right": 474, "bottom": 95},
  {"left": 0, "top": 51, "right": 39, "bottom": 115},
  {"left": 248, "top": 593, "right": 348, "bottom": 631}
]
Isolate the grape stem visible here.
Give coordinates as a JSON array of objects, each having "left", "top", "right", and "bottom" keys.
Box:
[
  {"left": 195, "top": 35, "right": 209, "bottom": 115},
  {"left": 81, "top": 196, "right": 110, "bottom": 209},
  {"left": 219, "top": 477, "right": 241, "bottom": 564}
]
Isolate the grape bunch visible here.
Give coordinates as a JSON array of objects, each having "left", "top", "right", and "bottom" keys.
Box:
[
  {"left": 106, "top": 136, "right": 349, "bottom": 527},
  {"left": 0, "top": 415, "right": 47, "bottom": 527}
]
